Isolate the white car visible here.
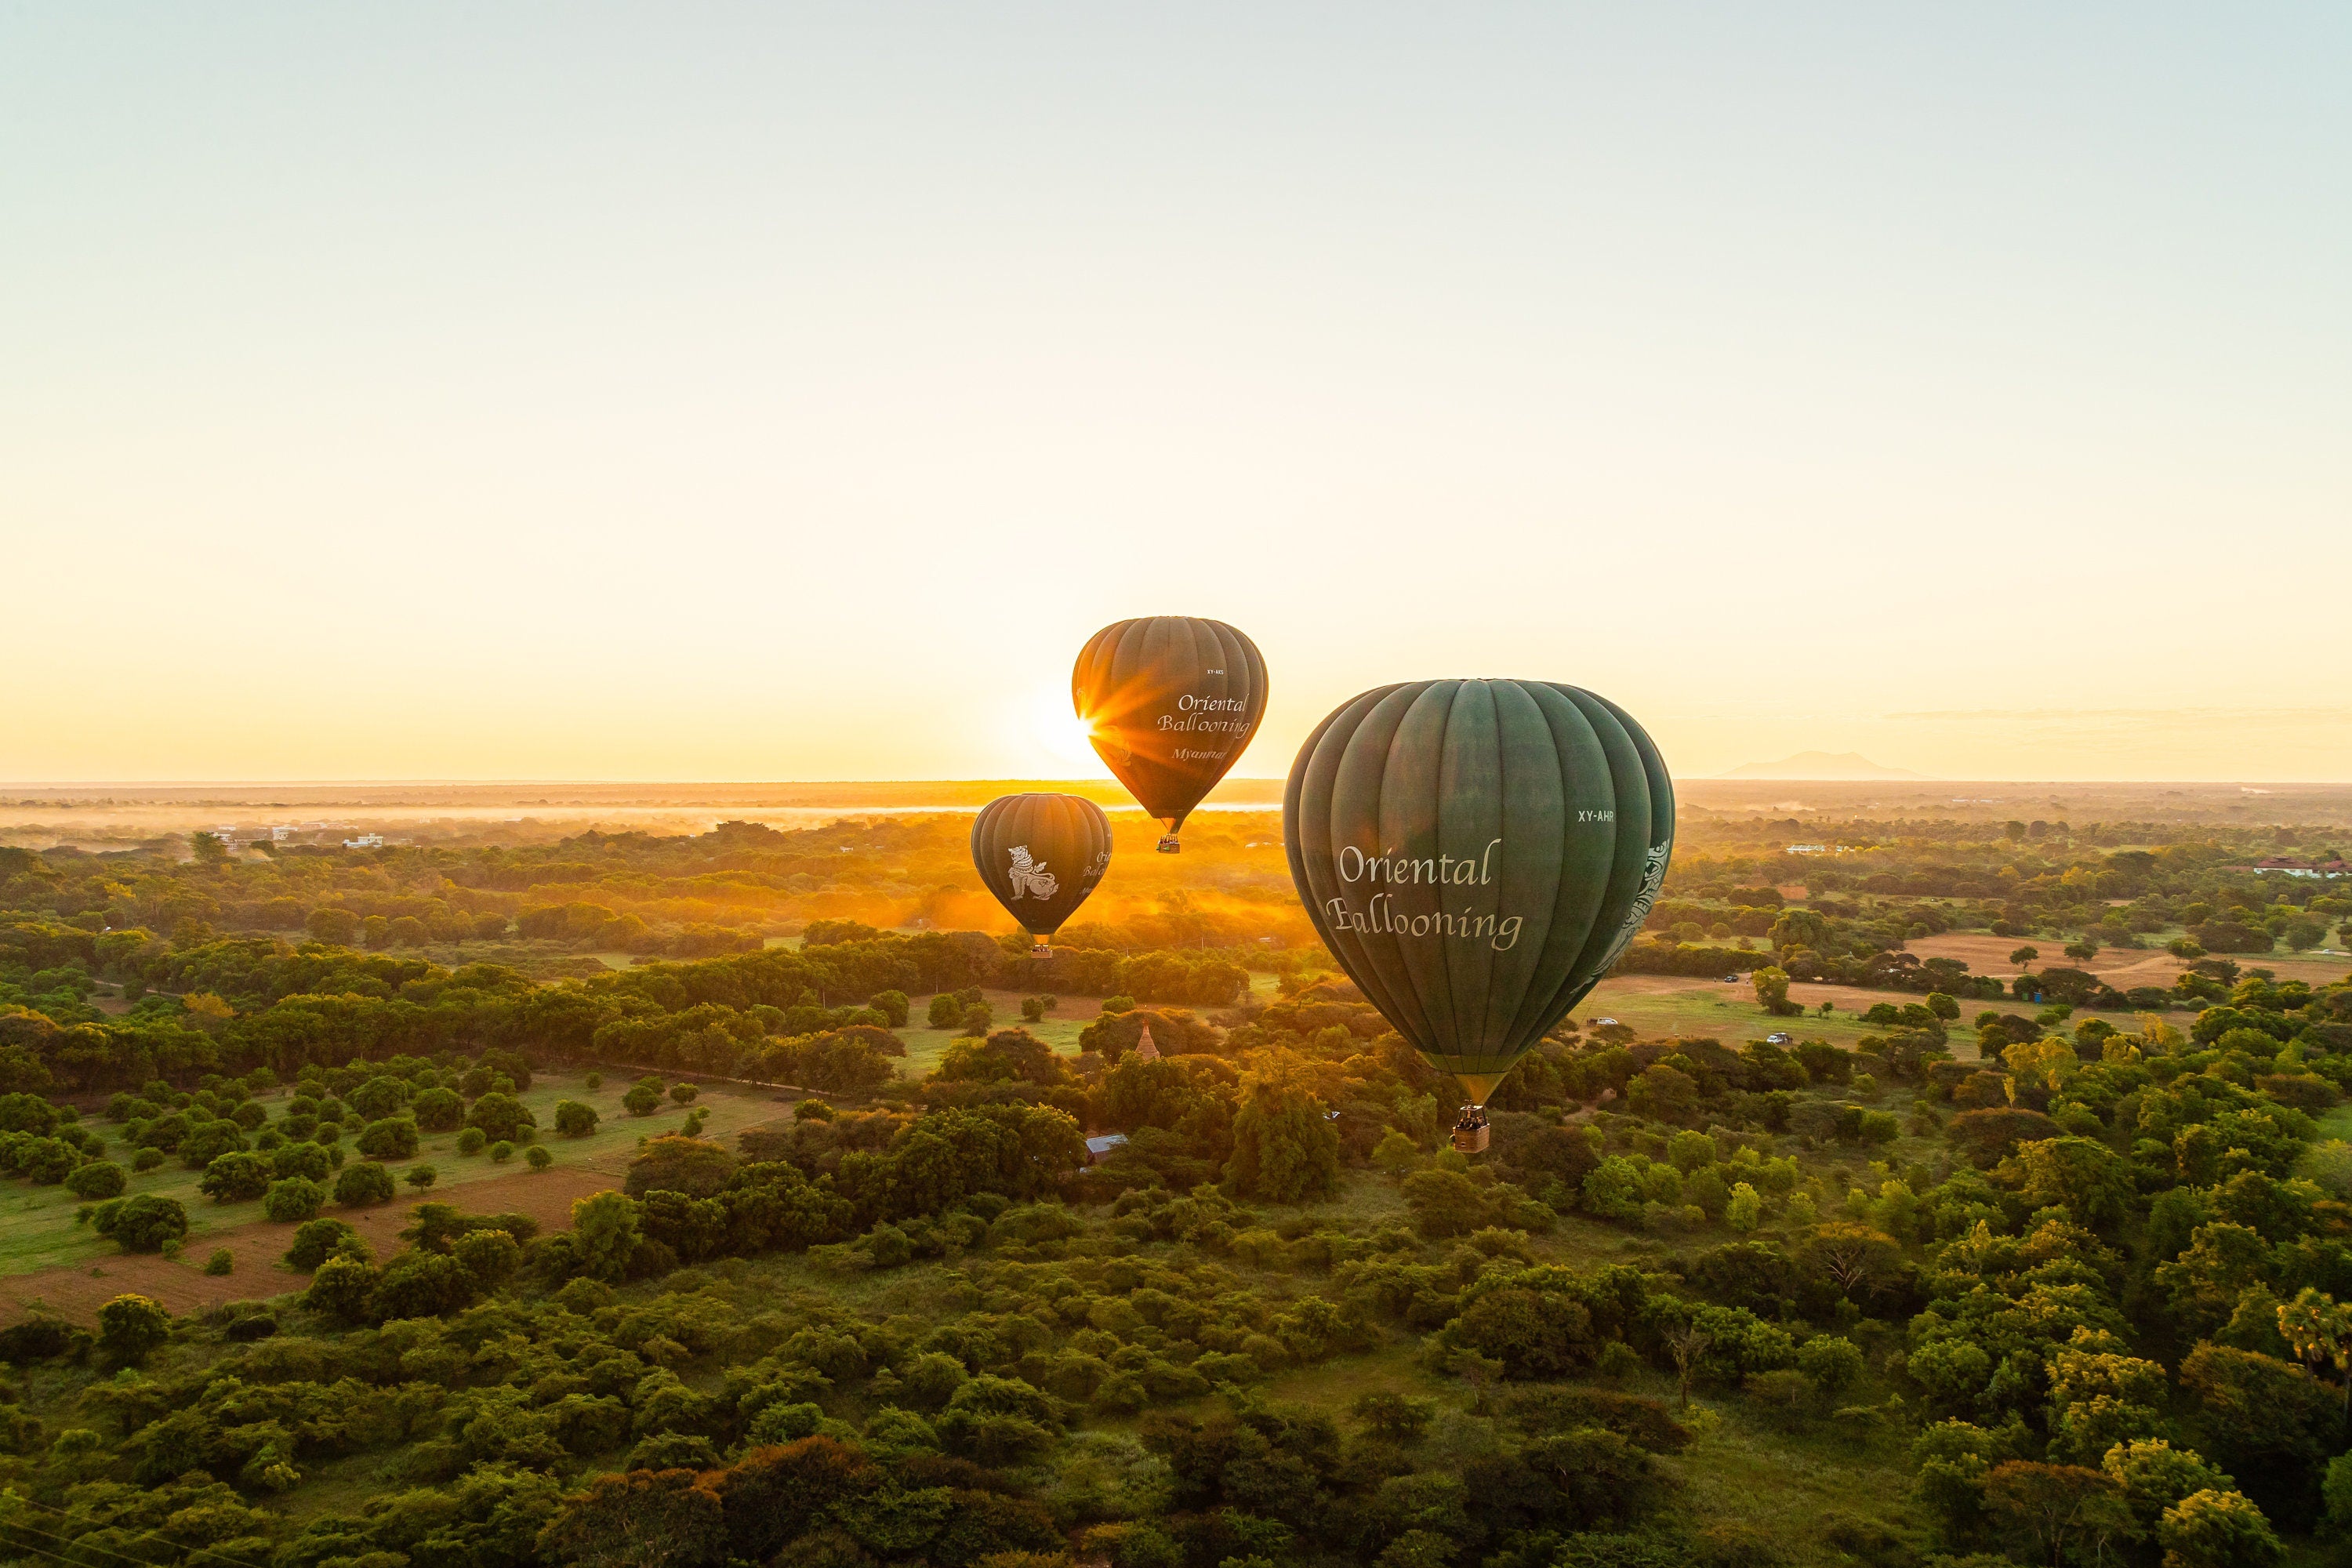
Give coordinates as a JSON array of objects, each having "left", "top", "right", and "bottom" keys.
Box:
[{"left": 1766, "top": 1032, "right": 1795, "bottom": 1046}]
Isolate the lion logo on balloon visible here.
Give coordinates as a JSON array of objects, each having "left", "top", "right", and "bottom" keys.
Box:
[{"left": 1005, "top": 846, "right": 1058, "bottom": 901}]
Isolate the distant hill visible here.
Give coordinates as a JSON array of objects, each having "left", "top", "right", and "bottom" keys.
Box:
[{"left": 1721, "top": 751, "right": 1925, "bottom": 780}]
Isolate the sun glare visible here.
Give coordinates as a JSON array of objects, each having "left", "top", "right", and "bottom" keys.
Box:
[{"left": 1025, "top": 686, "right": 1106, "bottom": 774}]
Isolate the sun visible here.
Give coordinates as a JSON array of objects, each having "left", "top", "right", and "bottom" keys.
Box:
[{"left": 1025, "top": 685, "right": 1109, "bottom": 774}]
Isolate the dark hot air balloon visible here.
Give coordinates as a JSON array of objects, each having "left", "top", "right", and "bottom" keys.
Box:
[
  {"left": 972, "top": 793, "right": 1114, "bottom": 957},
  {"left": 1283, "top": 681, "right": 1673, "bottom": 1149},
  {"left": 1073, "top": 616, "right": 1266, "bottom": 852}
]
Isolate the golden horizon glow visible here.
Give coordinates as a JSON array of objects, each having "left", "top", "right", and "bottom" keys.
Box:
[{"left": 2, "top": 9, "right": 2345, "bottom": 785}]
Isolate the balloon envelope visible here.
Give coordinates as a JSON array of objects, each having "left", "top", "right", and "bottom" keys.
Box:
[
  {"left": 1283, "top": 680, "right": 1673, "bottom": 1105},
  {"left": 971, "top": 793, "right": 1114, "bottom": 952},
  {"left": 1073, "top": 616, "right": 1267, "bottom": 850}
]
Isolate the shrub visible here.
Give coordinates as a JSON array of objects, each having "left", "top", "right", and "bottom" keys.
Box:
[
  {"left": 304, "top": 1255, "right": 377, "bottom": 1323},
  {"left": 489, "top": 1141, "right": 514, "bottom": 1163},
  {"left": 456, "top": 1127, "right": 486, "bottom": 1155},
  {"left": 270, "top": 1140, "right": 332, "bottom": 1181},
  {"left": 554, "top": 1101, "right": 599, "bottom": 1138},
  {"left": 355, "top": 1117, "right": 418, "bottom": 1160},
  {"left": 65, "top": 1161, "right": 125, "bottom": 1200},
  {"left": 927, "top": 994, "right": 962, "bottom": 1029},
  {"left": 131, "top": 1148, "right": 164, "bottom": 1173},
  {"left": 669, "top": 1082, "right": 699, "bottom": 1105},
  {"left": 203, "top": 1249, "right": 234, "bottom": 1276},
  {"left": 263, "top": 1177, "right": 326, "bottom": 1223},
  {"left": 177, "top": 1120, "right": 245, "bottom": 1170},
  {"left": 333, "top": 1161, "right": 395, "bottom": 1207},
  {"left": 869, "top": 989, "right": 910, "bottom": 1026},
  {"left": 623, "top": 1085, "right": 662, "bottom": 1116},
  {"left": 465, "top": 1092, "right": 534, "bottom": 1142},
  {"left": 526, "top": 1145, "right": 553, "bottom": 1171},
  {"left": 96, "top": 1294, "right": 171, "bottom": 1365},
  {"left": 199, "top": 1151, "right": 274, "bottom": 1204},
  {"left": 411, "top": 1086, "right": 464, "bottom": 1132},
  {"left": 285, "top": 1218, "right": 367, "bottom": 1272},
  {"left": 584, "top": 1072, "right": 603, "bottom": 1091},
  {"left": 95, "top": 1194, "right": 188, "bottom": 1254}
]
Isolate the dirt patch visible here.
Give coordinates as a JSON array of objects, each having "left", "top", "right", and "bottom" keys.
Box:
[{"left": 0, "top": 1161, "right": 630, "bottom": 1325}]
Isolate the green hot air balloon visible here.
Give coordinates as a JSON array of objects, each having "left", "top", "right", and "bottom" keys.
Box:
[
  {"left": 972, "top": 793, "right": 1114, "bottom": 957},
  {"left": 1283, "top": 681, "right": 1673, "bottom": 1146},
  {"left": 1074, "top": 616, "right": 1267, "bottom": 853}
]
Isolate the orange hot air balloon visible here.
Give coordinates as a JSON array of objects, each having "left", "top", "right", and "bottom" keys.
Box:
[{"left": 1073, "top": 616, "right": 1267, "bottom": 853}]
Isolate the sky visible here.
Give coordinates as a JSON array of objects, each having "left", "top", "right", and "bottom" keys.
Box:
[{"left": 2, "top": 4, "right": 2347, "bottom": 784}]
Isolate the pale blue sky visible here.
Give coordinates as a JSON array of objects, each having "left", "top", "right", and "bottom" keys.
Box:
[{"left": 3, "top": 5, "right": 2346, "bottom": 779}]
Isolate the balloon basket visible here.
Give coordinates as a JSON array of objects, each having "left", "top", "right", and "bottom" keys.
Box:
[
  {"left": 1156, "top": 835, "right": 1181, "bottom": 854},
  {"left": 1030, "top": 942, "right": 1052, "bottom": 959},
  {"left": 1450, "top": 1109, "right": 1490, "bottom": 1155}
]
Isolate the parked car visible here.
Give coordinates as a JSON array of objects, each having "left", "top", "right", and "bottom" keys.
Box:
[{"left": 1766, "top": 1031, "right": 1794, "bottom": 1046}]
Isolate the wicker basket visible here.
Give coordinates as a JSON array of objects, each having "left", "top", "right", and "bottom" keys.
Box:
[{"left": 1450, "top": 1120, "right": 1490, "bottom": 1155}]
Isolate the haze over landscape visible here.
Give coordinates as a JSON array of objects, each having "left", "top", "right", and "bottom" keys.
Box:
[{"left": 5, "top": 9, "right": 2352, "bottom": 1568}]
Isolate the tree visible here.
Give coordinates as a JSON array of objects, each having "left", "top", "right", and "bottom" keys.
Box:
[
  {"left": 303, "top": 1254, "right": 376, "bottom": 1323},
  {"left": 1801, "top": 1223, "right": 1900, "bottom": 1302},
  {"left": 405, "top": 1164, "right": 438, "bottom": 1191},
  {"left": 411, "top": 1086, "right": 463, "bottom": 1131},
  {"left": 466, "top": 1092, "right": 535, "bottom": 1142},
  {"left": 1224, "top": 1080, "right": 1341, "bottom": 1203},
  {"left": 66, "top": 1160, "right": 125, "bottom": 1200},
  {"left": 356, "top": 1117, "right": 418, "bottom": 1160},
  {"left": 284, "top": 1217, "right": 366, "bottom": 1272},
  {"left": 571, "top": 1192, "right": 641, "bottom": 1283},
  {"left": 554, "top": 1100, "right": 599, "bottom": 1138},
  {"left": 96, "top": 1193, "right": 188, "bottom": 1253},
  {"left": 2013, "top": 1136, "right": 2135, "bottom": 1229},
  {"left": 1352, "top": 1392, "right": 1436, "bottom": 1443},
  {"left": 2010, "top": 946, "right": 2040, "bottom": 966},
  {"left": 199, "top": 1151, "right": 274, "bottom": 1203},
  {"left": 263, "top": 1177, "right": 325, "bottom": 1222},
  {"left": 626, "top": 1136, "right": 736, "bottom": 1200},
  {"left": 2158, "top": 1489, "right": 2283, "bottom": 1568},
  {"left": 96, "top": 1294, "right": 172, "bottom": 1367},
  {"left": 189, "top": 831, "right": 229, "bottom": 866},
  {"left": 1662, "top": 1324, "right": 1711, "bottom": 1410},
  {"left": 2276, "top": 1287, "right": 2352, "bottom": 1420},
  {"left": 347, "top": 1076, "right": 411, "bottom": 1121},
  {"left": 307, "top": 908, "right": 360, "bottom": 945},
  {"left": 1401, "top": 1168, "right": 1497, "bottom": 1240},
  {"left": 334, "top": 1160, "right": 395, "bottom": 1207},
  {"left": 668, "top": 1082, "right": 698, "bottom": 1105},
  {"left": 1982, "top": 1461, "right": 2132, "bottom": 1566},
  {"left": 1752, "top": 967, "right": 1801, "bottom": 1016},
  {"left": 177, "top": 1118, "right": 246, "bottom": 1170}
]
